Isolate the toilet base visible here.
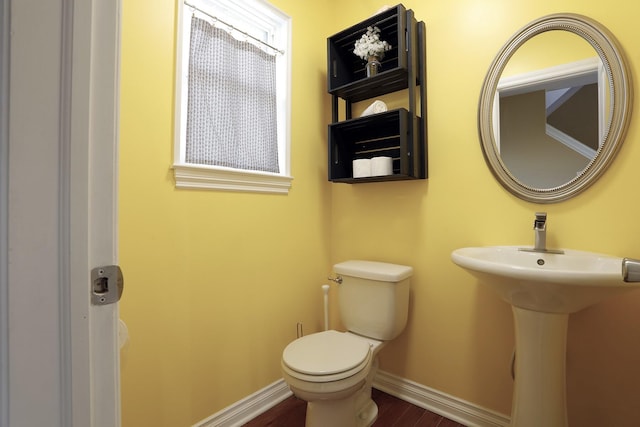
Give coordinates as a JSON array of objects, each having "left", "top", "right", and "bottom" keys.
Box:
[
  {"left": 300, "top": 357, "right": 380, "bottom": 427},
  {"left": 305, "top": 387, "right": 378, "bottom": 427}
]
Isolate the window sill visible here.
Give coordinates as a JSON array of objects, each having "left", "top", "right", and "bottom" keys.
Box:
[{"left": 172, "top": 163, "right": 292, "bottom": 194}]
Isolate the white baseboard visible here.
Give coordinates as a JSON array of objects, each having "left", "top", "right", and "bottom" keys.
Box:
[
  {"left": 193, "top": 370, "right": 510, "bottom": 427},
  {"left": 373, "top": 370, "right": 510, "bottom": 427},
  {"left": 192, "top": 379, "right": 293, "bottom": 427}
]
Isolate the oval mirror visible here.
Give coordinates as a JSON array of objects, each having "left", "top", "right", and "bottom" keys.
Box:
[{"left": 478, "top": 14, "right": 632, "bottom": 203}]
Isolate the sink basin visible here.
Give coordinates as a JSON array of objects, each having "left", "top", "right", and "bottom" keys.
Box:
[{"left": 451, "top": 246, "right": 640, "bottom": 313}]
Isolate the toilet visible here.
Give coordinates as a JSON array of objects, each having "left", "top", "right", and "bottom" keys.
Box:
[{"left": 281, "top": 260, "right": 412, "bottom": 427}]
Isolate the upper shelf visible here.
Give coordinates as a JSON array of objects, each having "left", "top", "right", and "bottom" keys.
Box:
[{"left": 327, "top": 4, "right": 414, "bottom": 102}]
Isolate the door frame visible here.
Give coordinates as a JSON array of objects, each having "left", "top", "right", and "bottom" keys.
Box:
[
  {"left": 1, "top": 0, "right": 9, "bottom": 422},
  {"left": 1, "top": 0, "right": 121, "bottom": 426}
]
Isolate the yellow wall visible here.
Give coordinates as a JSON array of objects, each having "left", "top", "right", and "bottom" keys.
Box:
[
  {"left": 119, "top": 0, "right": 333, "bottom": 424},
  {"left": 119, "top": 0, "right": 640, "bottom": 426}
]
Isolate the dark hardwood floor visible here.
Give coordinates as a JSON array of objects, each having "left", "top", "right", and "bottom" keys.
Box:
[{"left": 243, "top": 388, "right": 466, "bottom": 426}]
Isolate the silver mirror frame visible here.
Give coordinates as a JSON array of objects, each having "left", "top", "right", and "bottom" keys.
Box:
[{"left": 478, "top": 13, "right": 633, "bottom": 203}]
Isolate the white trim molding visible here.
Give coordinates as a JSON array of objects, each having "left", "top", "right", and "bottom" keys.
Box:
[
  {"left": 373, "top": 370, "right": 510, "bottom": 427},
  {"left": 497, "top": 57, "right": 600, "bottom": 97},
  {"left": 545, "top": 124, "right": 597, "bottom": 160},
  {"left": 192, "top": 379, "right": 292, "bottom": 427},
  {"left": 193, "top": 371, "right": 510, "bottom": 427},
  {"left": 173, "top": 163, "right": 293, "bottom": 194}
]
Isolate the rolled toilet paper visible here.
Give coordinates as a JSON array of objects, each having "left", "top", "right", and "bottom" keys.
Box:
[
  {"left": 352, "top": 158, "right": 371, "bottom": 178},
  {"left": 360, "top": 100, "right": 388, "bottom": 117},
  {"left": 371, "top": 156, "right": 393, "bottom": 176}
]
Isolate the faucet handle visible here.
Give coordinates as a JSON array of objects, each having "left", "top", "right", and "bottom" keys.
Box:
[{"left": 534, "top": 212, "right": 547, "bottom": 229}]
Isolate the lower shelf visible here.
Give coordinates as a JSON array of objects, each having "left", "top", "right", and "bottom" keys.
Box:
[
  {"left": 328, "top": 108, "right": 425, "bottom": 183},
  {"left": 330, "top": 174, "right": 419, "bottom": 184}
]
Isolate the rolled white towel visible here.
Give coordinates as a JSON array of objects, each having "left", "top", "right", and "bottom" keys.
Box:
[{"left": 360, "top": 100, "right": 388, "bottom": 117}]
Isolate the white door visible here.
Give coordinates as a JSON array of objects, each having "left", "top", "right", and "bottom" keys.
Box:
[{"left": 1, "top": 0, "right": 121, "bottom": 426}]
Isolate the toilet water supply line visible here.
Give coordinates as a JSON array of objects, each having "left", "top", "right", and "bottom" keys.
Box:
[
  {"left": 296, "top": 322, "right": 303, "bottom": 338},
  {"left": 322, "top": 284, "right": 330, "bottom": 331},
  {"left": 296, "top": 285, "right": 330, "bottom": 338}
]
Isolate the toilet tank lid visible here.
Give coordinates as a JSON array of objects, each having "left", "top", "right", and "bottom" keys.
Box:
[{"left": 334, "top": 260, "right": 413, "bottom": 282}]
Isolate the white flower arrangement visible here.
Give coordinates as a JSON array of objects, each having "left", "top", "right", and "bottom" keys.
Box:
[{"left": 353, "top": 26, "right": 392, "bottom": 60}]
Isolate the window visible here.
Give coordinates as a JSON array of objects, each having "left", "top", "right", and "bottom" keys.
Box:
[{"left": 174, "top": 0, "right": 292, "bottom": 193}]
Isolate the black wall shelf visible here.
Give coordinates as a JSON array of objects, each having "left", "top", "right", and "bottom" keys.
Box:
[
  {"left": 327, "top": 4, "right": 427, "bottom": 183},
  {"left": 329, "top": 109, "right": 421, "bottom": 183}
]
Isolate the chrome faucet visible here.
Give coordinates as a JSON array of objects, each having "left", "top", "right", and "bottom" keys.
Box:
[
  {"left": 533, "top": 212, "right": 547, "bottom": 251},
  {"left": 519, "top": 212, "right": 564, "bottom": 254}
]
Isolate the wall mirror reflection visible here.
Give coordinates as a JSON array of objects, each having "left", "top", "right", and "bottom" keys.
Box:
[
  {"left": 494, "top": 30, "right": 609, "bottom": 189},
  {"left": 478, "top": 14, "right": 632, "bottom": 203}
]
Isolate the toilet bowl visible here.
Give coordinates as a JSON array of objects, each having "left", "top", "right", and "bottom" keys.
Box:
[{"left": 281, "top": 330, "right": 385, "bottom": 427}]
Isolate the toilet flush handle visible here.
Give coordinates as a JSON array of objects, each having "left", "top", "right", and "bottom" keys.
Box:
[{"left": 327, "top": 275, "right": 342, "bottom": 284}]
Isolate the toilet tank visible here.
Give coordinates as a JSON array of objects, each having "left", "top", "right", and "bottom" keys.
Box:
[{"left": 334, "top": 260, "right": 412, "bottom": 341}]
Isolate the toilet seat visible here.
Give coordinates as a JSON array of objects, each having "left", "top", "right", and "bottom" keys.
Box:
[{"left": 282, "top": 330, "right": 372, "bottom": 383}]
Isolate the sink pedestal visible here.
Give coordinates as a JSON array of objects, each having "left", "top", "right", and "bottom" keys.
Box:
[
  {"left": 511, "top": 307, "right": 568, "bottom": 427},
  {"left": 451, "top": 246, "right": 640, "bottom": 426}
]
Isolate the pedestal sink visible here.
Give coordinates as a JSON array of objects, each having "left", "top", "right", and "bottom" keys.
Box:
[{"left": 451, "top": 246, "right": 640, "bottom": 427}]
